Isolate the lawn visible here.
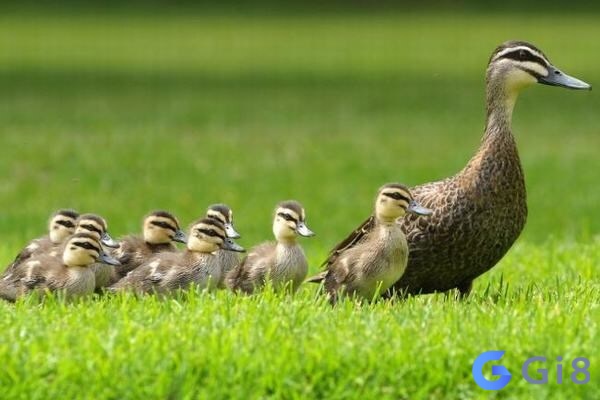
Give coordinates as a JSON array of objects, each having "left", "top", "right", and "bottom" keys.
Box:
[{"left": 0, "top": 10, "right": 598, "bottom": 399}]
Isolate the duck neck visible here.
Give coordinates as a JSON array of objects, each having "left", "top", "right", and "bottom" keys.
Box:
[
  {"left": 471, "top": 72, "right": 523, "bottom": 165},
  {"left": 484, "top": 73, "right": 517, "bottom": 140},
  {"left": 277, "top": 237, "right": 297, "bottom": 247},
  {"left": 460, "top": 72, "right": 525, "bottom": 192},
  {"left": 375, "top": 214, "right": 397, "bottom": 226}
]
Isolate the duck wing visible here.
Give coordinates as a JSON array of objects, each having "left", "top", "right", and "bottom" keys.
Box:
[{"left": 322, "top": 215, "right": 376, "bottom": 269}]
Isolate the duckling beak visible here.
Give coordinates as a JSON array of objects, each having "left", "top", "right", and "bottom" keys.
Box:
[
  {"left": 101, "top": 232, "right": 119, "bottom": 248},
  {"left": 99, "top": 251, "right": 121, "bottom": 266},
  {"left": 173, "top": 229, "right": 187, "bottom": 244},
  {"left": 407, "top": 200, "right": 433, "bottom": 216},
  {"left": 296, "top": 222, "right": 315, "bottom": 237},
  {"left": 222, "top": 238, "right": 245, "bottom": 253},
  {"left": 538, "top": 65, "right": 591, "bottom": 90},
  {"left": 224, "top": 223, "right": 241, "bottom": 239}
]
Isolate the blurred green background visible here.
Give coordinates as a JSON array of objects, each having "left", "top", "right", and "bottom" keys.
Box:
[{"left": 0, "top": 3, "right": 597, "bottom": 257}]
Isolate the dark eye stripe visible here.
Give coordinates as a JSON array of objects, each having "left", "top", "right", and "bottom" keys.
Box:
[
  {"left": 207, "top": 213, "right": 227, "bottom": 224},
  {"left": 56, "top": 220, "right": 75, "bottom": 229},
  {"left": 151, "top": 221, "right": 177, "bottom": 231},
  {"left": 72, "top": 241, "right": 100, "bottom": 253},
  {"left": 277, "top": 212, "right": 297, "bottom": 223},
  {"left": 198, "top": 228, "right": 224, "bottom": 239},
  {"left": 502, "top": 49, "right": 547, "bottom": 66},
  {"left": 383, "top": 192, "right": 410, "bottom": 202},
  {"left": 80, "top": 224, "right": 102, "bottom": 235}
]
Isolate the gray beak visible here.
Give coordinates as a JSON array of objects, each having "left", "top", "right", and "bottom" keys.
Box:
[
  {"left": 222, "top": 238, "right": 245, "bottom": 253},
  {"left": 407, "top": 200, "right": 433, "bottom": 216},
  {"left": 224, "top": 223, "right": 241, "bottom": 239},
  {"left": 538, "top": 65, "right": 591, "bottom": 90},
  {"left": 296, "top": 222, "right": 315, "bottom": 237},
  {"left": 101, "top": 232, "right": 119, "bottom": 248},
  {"left": 173, "top": 229, "right": 187, "bottom": 244},
  {"left": 99, "top": 251, "right": 121, "bottom": 266}
]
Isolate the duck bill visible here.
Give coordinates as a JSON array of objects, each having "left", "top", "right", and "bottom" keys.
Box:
[
  {"left": 101, "top": 232, "right": 119, "bottom": 248},
  {"left": 222, "top": 238, "right": 245, "bottom": 253},
  {"left": 538, "top": 65, "right": 591, "bottom": 90},
  {"left": 296, "top": 222, "right": 315, "bottom": 237},
  {"left": 407, "top": 200, "right": 433, "bottom": 216},
  {"left": 99, "top": 252, "right": 121, "bottom": 266},
  {"left": 224, "top": 223, "right": 241, "bottom": 239},
  {"left": 173, "top": 229, "right": 187, "bottom": 244}
]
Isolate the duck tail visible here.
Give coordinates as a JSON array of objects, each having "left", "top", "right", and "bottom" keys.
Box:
[{"left": 305, "top": 271, "right": 327, "bottom": 283}]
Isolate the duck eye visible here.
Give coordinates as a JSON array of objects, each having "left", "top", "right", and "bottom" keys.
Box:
[{"left": 277, "top": 213, "right": 296, "bottom": 223}]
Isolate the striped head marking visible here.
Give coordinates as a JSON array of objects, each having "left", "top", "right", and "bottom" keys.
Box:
[
  {"left": 143, "top": 210, "right": 186, "bottom": 245},
  {"left": 206, "top": 204, "right": 240, "bottom": 239},
  {"left": 48, "top": 209, "right": 79, "bottom": 244},
  {"left": 273, "top": 200, "right": 315, "bottom": 241},
  {"left": 376, "top": 183, "right": 431, "bottom": 222},
  {"left": 75, "top": 213, "right": 118, "bottom": 248},
  {"left": 62, "top": 233, "right": 119, "bottom": 268},
  {"left": 188, "top": 217, "right": 244, "bottom": 253},
  {"left": 488, "top": 41, "right": 590, "bottom": 93}
]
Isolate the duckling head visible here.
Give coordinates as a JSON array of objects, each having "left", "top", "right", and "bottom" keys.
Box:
[
  {"left": 143, "top": 210, "right": 187, "bottom": 245},
  {"left": 375, "top": 183, "right": 432, "bottom": 223},
  {"left": 48, "top": 209, "right": 79, "bottom": 244},
  {"left": 272, "top": 200, "right": 315, "bottom": 243},
  {"left": 187, "top": 217, "right": 245, "bottom": 253},
  {"left": 75, "top": 213, "right": 119, "bottom": 248},
  {"left": 62, "top": 233, "right": 120, "bottom": 268},
  {"left": 486, "top": 41, "right": 590, "bottom": 119},
  {"left": 206, "top": 203, "right": 241, "bottom": 239}
]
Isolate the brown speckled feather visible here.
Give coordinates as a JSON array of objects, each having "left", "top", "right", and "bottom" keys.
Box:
[
  {"left": 1, "top": 255, "right": 95, "bottom": 301},
  {"left": 110, "top": 251, "right": 221, "bottom": 295},
  {"left": 5, "top": 237, "right": 57, "bottom": 273},
  {"left": 319, "top": 216, "right": 376, "bottom": 269},
  {"left": 391, "top": 126, "right": 527, "bottom": 295},
  {"left": 311, "top": 217, "right": 409, "bottom": 303},
  {"left": 226, "top": 242, "right": 276, "bottom": 293},
  {"left": 227, "top": 242, "right": 307, "bottom": 294},
  {"left": 215, "top": 250, "right": 240, "bottom": 289},
  {"left": 110, "top": 235, "right": 177, "bottom": 282}
]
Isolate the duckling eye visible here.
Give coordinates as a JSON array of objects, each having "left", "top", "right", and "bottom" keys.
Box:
[
  {"left": 80, "top": 224, "right": 102, "bottom": 235},
  {"left": 151, "top": 221, "right": 176, "bottom": 231},
  {"left": 73, "top": 241, "right": 100, "bottom": 251},
  {"left": 55, "top": 220, "right": 75, "bottom": 229},
  {"left": 197, "top": 228, "right": 220, "bottom": 237},
  {"left": 277, "top": 213, "right": 296, "bottom": 222},
  {"left": 383, "top": 192, "right": 409, "bottom": 202},
  {"left": 518, "top": 50, "right": 527, "bottom": 60}
]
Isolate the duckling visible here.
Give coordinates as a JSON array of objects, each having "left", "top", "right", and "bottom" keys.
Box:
[
  {"left": 307, "top": 184, "right": 431, "bottom": 304},
  {"left": 109, "top": 218, "right": 244, "bottom": 295},
  {"left": 205, "top": 203, "right": 242, "bottom": 288},
  {"left": 226, "top": 200, "right": 314, "bottom": 294},
  {"left": 206, "top": 203, "right": 241, "bottom": 239},
  {"left": 109, "top": 210, "right": 187, "bottom": 283},
  {"left": 72, "top": 213, "right": 119, "bottom": 291},
  {"left": 389, "top": 41, "right": 591, "bottom": 297},
  {"left": 6, "top": 209, "right": 79, "bottom": 271},
  {"left": 74, "top": 213, "right": 118, "bottom": 248},
  {"left": 0, "top": 233, "right": 120, "bottom": 302}
]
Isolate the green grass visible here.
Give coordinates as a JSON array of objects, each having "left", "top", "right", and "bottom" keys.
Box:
[{"left": 0, "top": 11, "right": 599, "bottom": 399}]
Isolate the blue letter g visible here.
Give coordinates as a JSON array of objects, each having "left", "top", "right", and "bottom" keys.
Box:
[{"left": 472, "top": 350, "right": 512, "bottom": 390}]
